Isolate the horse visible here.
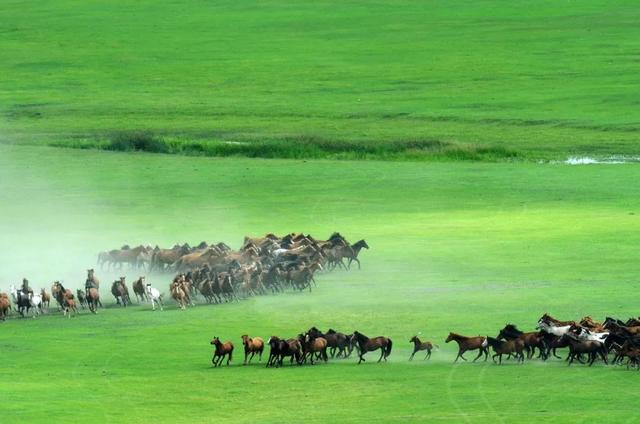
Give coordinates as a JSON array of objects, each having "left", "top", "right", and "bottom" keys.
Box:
[
  {"left": 40, "top": 288, "right": 50, "bottom": 312},
  {"left": 538, "top": 313, "right": 576, "bottom": 327},
  {"left": 28, "top": 291, "right": 43, "bottom": 316},
  {"left": 409, "top": 336, "right": 437, "bottom": 360},
  {"left": 210, "top": 337, "right": 234, "bottom": 367},
  {"left": 61, "top": 289, "right": 77, "bottom": 318},
  {"left": 445, "top": 332, "right": 488, "bottom": 362},
  {"left": 308, "top": 327, "right": 350, "bottom": 358},
  {"left": 145, "top": 284, "right": 163, "bottom": 311},
  {"left": 86, "top": 287, "right": 100, "bottom": 314},
  {"left": 266, "top": 336, "right": 303, "bottom": 368},
  {"left": 9, "top": 285, "right": 32, "bottom": 317},
  {"left": 241, "top": 335, "right": 264, "bottom": 365},
  {"left": 132, "top": 276, "right": 147, "bottom": 303},
  {"left": 561, "top": 334, "right": 608, "bottom": 366},
  {"left": 497, "top": 324, "right": 546, "bottom": 359},
  {"left": 76, "top": 289, "right": 88, "bottom": 309},
  {"left": 111, "top": 277, "right": 131, "bottom": 306},
  {"left": 485, "top": 337, "right": 525, "bottom": 364},
  {"left": 351, "top": 331, "right": 392, "bottom": 364},
  {"left": 170, "top": 280, "right": 188, "bottom": 309},
  {"left": 0, "top": 293, "right": 11, "bottom": 320},
  {"left": 301, "top": 333, "right": 328, "bottom": 364},
  {"left": 346, "top": 239, "right": 369, "bottom": 269}
]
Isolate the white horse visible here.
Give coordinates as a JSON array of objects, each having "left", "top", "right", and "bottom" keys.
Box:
[
  {"left": 145, "top": 284, "right": 163, "bottom": 311},
  {"left": 29, "top": 292, "right": 43, "bottom": 315},
  {"left": 573, "top": 327, "right": 609, "bottom": 343},
  {"left": 536, "top": 319, "right": 571, "bottom": 337}
]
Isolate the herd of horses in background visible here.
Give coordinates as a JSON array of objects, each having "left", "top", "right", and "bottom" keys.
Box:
[{"left": 0, "top": 232, "right": 369, "bottom": 318}]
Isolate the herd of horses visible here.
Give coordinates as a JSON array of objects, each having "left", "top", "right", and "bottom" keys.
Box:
[
  {"left": 0, "top": 232, "right": 369, "bottom": 318},
  {"left": 445, "top": 313, "right": 640, "bottom": 370},
  {"left": 97, "top": 232, "right": 369, "bottom": 275},
  {"left": 209, "top": 312, "right": 640, "bottom": 370}
]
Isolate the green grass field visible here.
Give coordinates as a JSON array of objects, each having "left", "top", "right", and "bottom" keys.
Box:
[
  {"left": 1, "top": 145, "right": 640, "bottom": 423},
  {"left": 2, "top": 0, "right": 640, "bottom": 159}
]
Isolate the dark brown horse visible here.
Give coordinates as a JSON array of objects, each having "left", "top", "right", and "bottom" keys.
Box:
[
  {"left": 445, "top": 332, "right": 488, "bottom": 362},
  {"left": 241, "top": 335, "right": 264, "bottom": 365},
  {"left": 352, "top": 331, "right": 392, "bottom": 364},
  {"left": 266, "top": 336, "right": 303, "bottom": 368},
  {"left": 409, "top": 336, "right": 437, "bottom": 360},
  {"left": 308, "top": 327, "right": 350, "bottom": 358},
  {"left": 210, "top": 337, "right": 234, "bottom": 367},
  {"left": 486, "top": 337, "right": 525, "bottom": 364},
  {"left": 497, "top": 324, "right": 546, "bottom": 359},
  {"left": 132, "top": 276, "right": 147, "bottom": 303},
  {"left": 561, "top": 334, "right": 608, "bottom": 366},
  {"left": 111, "top": 277, "right": 131, "bottom": 306}
]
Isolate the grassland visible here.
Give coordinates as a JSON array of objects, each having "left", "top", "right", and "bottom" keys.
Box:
[
  {"left": 2, "top": 0, "right": 640, "bottom": 159},
  {"left": 1, "top": 145, "right": 640, "bottom": 423}
]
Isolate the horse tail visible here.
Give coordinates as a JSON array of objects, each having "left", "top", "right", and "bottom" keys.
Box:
[
  {"left": 385, "top": 338, "right": 393, "bottom": 358},
  {"left": 433, "top": 344, "right": 440, "bottom": 351},
  {"left": 229, "top": 348, "right": 233, "bottom": 362}
]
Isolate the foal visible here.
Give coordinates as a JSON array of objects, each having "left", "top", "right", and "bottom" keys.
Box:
[
  {"left": 210, "top": 337, "right": 234, "bottom": 367},
  {"left": 445, "top": 332, "right": 488, "bottom": 363},
  {"left": 409, "top": 336, "right": 437, "bottom": 360}
]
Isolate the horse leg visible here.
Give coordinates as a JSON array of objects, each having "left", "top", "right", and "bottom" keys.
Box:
[
  {"left": 472, "top": 349, "right": 484, "bottom": 362},
  {"left": 378, "top": 348, "right": 385, "bottom": 363},
  {"left": 425, "top": 350, "right": 431, "bottom": 360}
]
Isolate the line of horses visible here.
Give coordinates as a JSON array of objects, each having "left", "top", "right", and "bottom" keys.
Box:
[
  {"left": 210, "top": 327, "right": 394, "bottom": 368},
  {"left": 446, "top": 313, "right": 640, "bottom": 370}
]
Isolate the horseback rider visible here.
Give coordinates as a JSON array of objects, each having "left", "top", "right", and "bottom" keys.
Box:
[
  {"left": 85, "top": 269, "right": 98, "bottom": 296},
  {"left": 21, "top": 278, "right": 33, "bottom": 296}
]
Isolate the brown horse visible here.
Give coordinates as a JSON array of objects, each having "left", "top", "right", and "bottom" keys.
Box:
[
  {"left": 266, "top": 336, "right": 303, "bottom": 368},
  {"left": 352, "top": 331, "right": 392, "bottom": 364},
  {"left": 40, "top": 288, "right": 50, "bottom": 312},
  {"left": 0, "top": 293, "right": 11, "bottom": 320},
  {"left": 497, "top": 324, "right": 546, "bottom": 359},
  {"left": 62, "top": 291, "right": 77, "bottom": 318},
  {"left": 561, "top": 334, "right": 608, "bottom": 366},
  {"left": 301, "top": 333, "right": 328, "bottom": 364},
  {"left": 86, "top": 287, "right": 100, "bottom": 314},
  {"left": 445, "top": 332, "right": 488, "bottom": 362},
  {"left": 538, "top": 313, "right": 576, "bottom": 327},
  {"left": 132, "top": 276, "right": 147, "bottom": 303},
  {"left": 485, "top": 337, "right": 525, "bottom": 364},
  {"left": 170, "top": 280, "right": 188, "bottom": 309},
  {"left": 210, "top": 337, "right": 234, "bottom": 367},
  {"left": 111, "top": 277, "right": 130, "bottom": 306},
  {"left": 241, "top": 335, "right": 264, "bottom": 365},
  {"left": 409, "top": 336, "right": 437, "bottom": 360}
]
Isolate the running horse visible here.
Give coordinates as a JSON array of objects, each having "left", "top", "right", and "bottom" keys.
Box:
[
  {"left": 351, "top": 331, "right": 392, "bottom": 364},
  {"left": 445, "top": 332, "right": 489, "bottom": 362},
  {"left": 210, "top": 337, "right": 234, "bottom": 367}
]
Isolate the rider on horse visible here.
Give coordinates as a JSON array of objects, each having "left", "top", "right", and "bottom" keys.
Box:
[
  {"left": 21, "top": 278, "right": 33, "bottom": 296},
  {"left": 85, "top": 269, "right": 98, "bottom": 296}
]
